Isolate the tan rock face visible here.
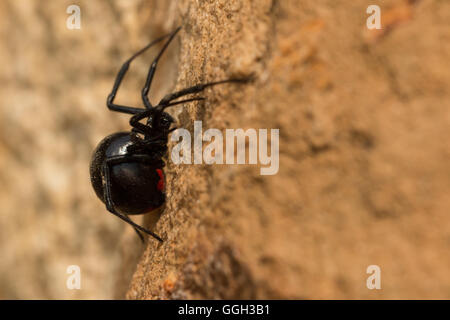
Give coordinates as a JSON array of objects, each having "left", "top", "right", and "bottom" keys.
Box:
[{"left": 0, "top": 0, "right": 449, "bottom": 299}]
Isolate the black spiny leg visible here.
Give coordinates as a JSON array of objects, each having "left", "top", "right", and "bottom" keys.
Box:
[
  {"left": 129, "top": 97, "right": 205, "bottom": 135},
  {"left": 106, "top": 27, "right": 181, "bottom": 115},
  {"left": 125, "top": 214, "right": 145, "bottom": 243},
  {"left": 102, "top": 160, "right": 163, "bottom": 243},
  {"left": 141, "top": 27, "right": 181, "bottom": 109},
  {"left": 157, "top": 79, "right": 249, "bottom": 107}
]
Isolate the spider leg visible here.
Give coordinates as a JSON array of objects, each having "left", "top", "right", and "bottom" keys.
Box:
[
  {"left": 141, "top": 27, "right": 181, "bottom": 109},
  {"left": 158, "top": 79, "right": 249, "bottom": 106},
  {"left": 124, "top": 137, "right": 169, "bottom": 156},
  {"left": 108, "top": 154, "right": 164, "bottom": 169},
  {"left": 106, "top": 27, "right": 180, "bottom": 115},
  {"left": 129, "top": 97, "right": 205, "bottom": 134},
  {"left": 126, "top": 214, "right": 145, "bottom": 243},
  {"left": 102, "top": 160, "right": 163, "bottom": 242},
  {"left": 161, "top": 97, "right": 205, "bottom": 110},
  {"left": 129, "top": 109, "right": 155, "bottom": 135}
]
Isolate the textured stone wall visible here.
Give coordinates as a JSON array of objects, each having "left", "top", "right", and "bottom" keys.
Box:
[{"left": 0, "top": 0, "right": 449, "bottom": 299}]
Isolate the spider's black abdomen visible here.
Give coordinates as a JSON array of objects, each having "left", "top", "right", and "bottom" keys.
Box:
[{"left": 90, "top": 132, "right": 165, "bottom": 215}]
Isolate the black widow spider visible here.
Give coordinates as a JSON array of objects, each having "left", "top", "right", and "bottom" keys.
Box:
[{"left": 89, "top": 26, "right": 247, "bottom": 242}]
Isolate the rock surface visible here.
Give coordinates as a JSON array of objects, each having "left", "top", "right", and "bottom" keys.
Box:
[{"left": 0, "top": 0, "right": 449, "bottom": 299}]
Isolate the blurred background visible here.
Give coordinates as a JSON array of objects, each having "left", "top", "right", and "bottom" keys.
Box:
[
  {"left": 0, "top": 0, "right": 449, "bottom": 299},
  {"left": 0, "top": 0, "right": 178, "bottom": 299}
]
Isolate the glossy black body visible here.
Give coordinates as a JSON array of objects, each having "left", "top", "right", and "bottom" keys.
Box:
[{"left": 90, "top": 132, "right": 165, "bottom": 215}]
